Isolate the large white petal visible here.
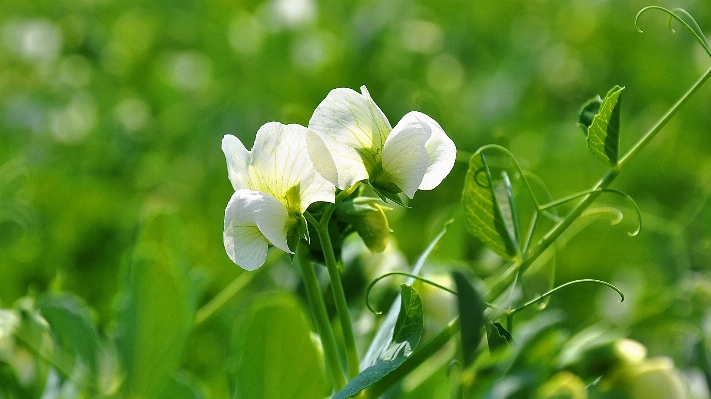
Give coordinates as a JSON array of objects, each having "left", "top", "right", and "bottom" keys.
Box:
[
  {"left": 222, "top": 135, "right": 252, "bottom": 191},
  {"left": 225, "top": 189, "right": 292, "bottom": 255},
  {"left": 307, "top": 86, "right": 392, "bottom": 189},
  {"left": 224, "top": 191, "right": 269, "bottom": 270},
  {"left": 411, "top": 112, "right": 457, "bottom": 190},
  {"left": 223, "top": 222, "right": 268, "bottom": 271},
  {"left": 251, "top": 122, "right": 335, "bottom": 213},
  {"left": 381, "top": 114, "right": 432, "bottom": 199}
]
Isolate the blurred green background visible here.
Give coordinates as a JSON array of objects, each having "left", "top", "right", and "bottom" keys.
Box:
[{"left": 1, "top": 0, "right": 710, "bottom": 397}]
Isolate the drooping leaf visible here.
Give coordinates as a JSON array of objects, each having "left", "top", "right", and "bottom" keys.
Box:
[
  {"left": 486, "top": 321, "right": 513, "bottom": 352},
  {"left": 333, "top": 284, "right": 424, "bottom": 399},
  {"left": 361, "top": 220, "right": 451, "bottom": 368},
  {"left": 37, "top": 293, "right": 102, "bottom": 381},
  {"left": 114, "top": 212, "right": 198, "bottom": 399},
  {"left": 462, "top": 152, "right": 519, "bottom": 260},
  {"left": 231, "top": 292, "right": 327, "bottom": 399},
  {"left": 580, "top": 85, "right": 625, "bottom": 166},
  {"left": 453, "top": 272, "right": 485, "bottom": 367}
]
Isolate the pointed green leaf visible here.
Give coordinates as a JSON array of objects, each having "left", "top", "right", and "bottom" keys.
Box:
[
  {"left": 231, "top": 293, "right": 326, "bottom": 399},
  {"left": 333, "top": 284, "right": 424, "bottom": 399},
  {"left": 584, "top": 85, "right": 624, "bottom": 166},
  {"left": 486, "top": 321, "right": 513, "bottom": 352},
  {"left": 493, "top": 171, "right": 519, "bottom": 248},
  {"left": 462, "top": 152, "right": 519, "bottom": 260},
  {"left": 115, "top": 212, "right": 197, "bottom": 399},
  {"left": 453, "top": 272, "right": 485, "bottom": 367}
]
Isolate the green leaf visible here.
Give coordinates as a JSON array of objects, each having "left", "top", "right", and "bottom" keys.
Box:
[
  {"left": 231, "top": 293, "right": 327, "bottom": 399},
  {"left": 333, "top": 284, "right": 424, "bottom": 399},
  {"left": 114, "top": 212, "right": 197, "bottom": 399},
  {"left": 493, "top": 171, "right": 519, "bottom": 247},
  {"left": 462, "top": 152, "right": 519, "bottom": 260},
  {"left": 486, "top": 321, "right": 513, "bottom": 352},
  {"left": 581, "top": 85, "right": 624, "bottom": 166},
  {"left": 37, "top": 293, "right": 102, "bottom": 380},
  {"left": 453, "top": 272, "right": 485, "bottom": 367}
]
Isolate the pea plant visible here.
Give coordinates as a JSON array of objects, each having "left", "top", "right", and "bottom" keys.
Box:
[{"left": 1, "top": 5, "right": 710, "bottom": 399}]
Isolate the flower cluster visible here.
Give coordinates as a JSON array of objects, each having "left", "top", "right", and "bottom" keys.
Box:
[{"left": 222, "top": 86, "right": 456, "bottom": 270}]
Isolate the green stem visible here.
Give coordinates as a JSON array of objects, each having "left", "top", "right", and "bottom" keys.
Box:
[
  {"left": 306, "top": 183, "right": 363, "bottom": 379},
  {"left": 194, "top": 270, "right": 258, "bottom": 326},
  {"left": 487, "top": 64, "right": 711, "bottom": 302},
  {"left": 316, "top": 216, "right": 360, "bottom": 379},
  {"left": 360, "top": 317, "right": 460, "bottom": 398},
  {"left": 297, "top": 241, "right": 347, "bottom": 390}
]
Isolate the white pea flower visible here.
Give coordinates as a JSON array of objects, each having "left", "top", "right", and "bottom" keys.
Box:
[
  {"left": 222, "top": 122, "right": 335, "bottom": 270},
  {"left": 306, "top": 85, "right": 456, "bottom": 201}
]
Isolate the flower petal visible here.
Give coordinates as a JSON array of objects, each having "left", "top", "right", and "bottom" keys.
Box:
[
  {"left": 381, "top": 113, "right": 432, "bottom": 199},
  {"left": 307, "top": 86, "right": 392, "bottom": 189},
  {"left": 222, "top": 134, "right": 252, "bottom": 191},
  {"left": 411, "top": 112, "right": 456, "bottom": 190},
  {"left": 223, "top": 221, "right": 268, "bottom": 271},
  {"left": 225, "top": 189, "right": 292, "bottom": 255},
  {"left": 252, "top": 122, "right": 335, "bottom": 213}
]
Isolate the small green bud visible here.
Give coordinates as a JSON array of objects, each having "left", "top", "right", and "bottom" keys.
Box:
[
  {"left": 336, "top": 198, "right": 391, "bottom": 253},
  {"left": 607, "top": 357, "right": 689, "bottom": 399}
]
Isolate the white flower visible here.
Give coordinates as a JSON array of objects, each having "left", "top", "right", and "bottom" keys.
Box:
[
  {"left": 306, "top": 85, "right": 456, "bottom": 200},
  {"left": 222, "top": 122, "right": 335, "bottom": 270}
]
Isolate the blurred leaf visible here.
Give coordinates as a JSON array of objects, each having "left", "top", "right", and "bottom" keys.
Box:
[
  {"left": 0, "top": 301, "right": 54, "bottom": 398},
  {"left": 114, "top": 212, "right": 197, "bottom": 399},
  {"left": 333, "top": 284, "right": 423, "bottom": 399},
  {"left": 453, "top": 272, "right": 485, "bottom": 367},
  {"left": 361, "top": 220, "right": 451, "bottom": 368},
  {"left": 463, "top": 152, "right": 519, "bottom": 260},
  {"left": 579, "top": 86, "right": 624, "bottom": 167},
  {"left": 157, "top": 372, "right": 206, "bottom": 399},
  {"left": 231, "top": 293, "right": 327, "bottom": 399},
  {"left": 38, "top": 293, "right": 101, "bottom": 377},
  {"left": 486, "top": 321, "right": 513, "bottom": 352}
]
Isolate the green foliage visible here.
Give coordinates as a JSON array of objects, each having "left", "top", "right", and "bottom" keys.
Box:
[
  {"left": 452, "top": 272, "right": 485, "bottom": 367},
  {"left": 334, "top": 284, "right": 424, "bottom": 399},
  {"left": 231, "top": 293, "right": 328, "bottom": 399},
  {"left": 462, "top": 152, "right": 519, "bottom": 261},
  {"left": 578, "top": 86, "right": 624, "bottom": 167},
  {"left": 114, "top": 212, "right": 198, "bottom": 398}
]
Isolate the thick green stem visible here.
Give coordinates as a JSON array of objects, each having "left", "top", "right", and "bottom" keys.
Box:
[
  {"left": 316, "top": 218, "right": 361, "bottom": 379},
  {"left": 297, "top": 241, "right": 347, "bottom": 390},
  {"left": 359, "top": 317, "right": 460, "bottom": 398},
  {"left": 486, "top": 64, "right": 711, "bottom": 302}
]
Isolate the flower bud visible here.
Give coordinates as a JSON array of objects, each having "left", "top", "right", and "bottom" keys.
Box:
[
  {"left": 608, "top": 357, "right": 689, "bottom": 399},
  {"left": 336, "top": 198, "right": 391, "bottom": 253}
]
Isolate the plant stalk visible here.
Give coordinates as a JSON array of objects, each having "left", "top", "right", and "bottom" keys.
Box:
[
  {"left": 297, "top": 241, "right": 347, "bottom": 390},
  {"left": 316, "top": 219, "right": 361, "bottom": 379}
]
